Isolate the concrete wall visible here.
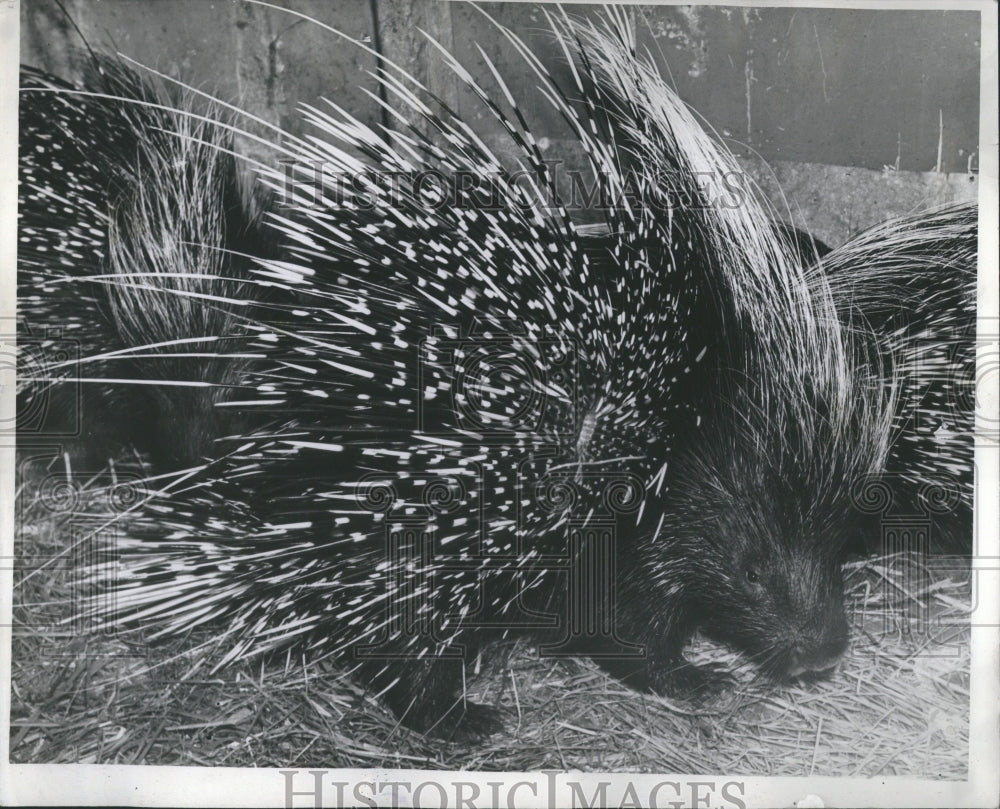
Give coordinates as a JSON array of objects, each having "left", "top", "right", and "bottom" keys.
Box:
[{"left": 19, "top": 0, "right": 982, "bottom": 246}]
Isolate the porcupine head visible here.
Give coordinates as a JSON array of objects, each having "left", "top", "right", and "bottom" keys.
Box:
[
  {"left": 552, "top": 11, "right": 902, "bottom": 702},
  {"left": 609, "top": 398, "right": 864, "bottom": 698}
]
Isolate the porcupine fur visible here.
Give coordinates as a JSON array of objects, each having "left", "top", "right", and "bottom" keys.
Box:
[
  {"left": 18, "top": 5, "right": 899, "bottom": 740},
  {"left": 815, "top": 202, "right": 978, "bottom": 555}
]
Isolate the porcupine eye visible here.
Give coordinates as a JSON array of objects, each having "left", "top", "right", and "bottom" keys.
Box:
[{"left": 742, "top": 563, "right": 766, "bottom": 599}]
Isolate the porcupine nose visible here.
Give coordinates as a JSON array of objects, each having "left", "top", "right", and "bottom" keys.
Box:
[
  {"left": 787, "top": 613, "right": 849, "bottom": 677},
  {"left": 787, "top": 634, "right": 848, "bottom": 677}
]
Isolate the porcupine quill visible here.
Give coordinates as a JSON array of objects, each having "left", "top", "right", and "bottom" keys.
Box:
[{"left": 17, "top": 5, "right": 906, "bottom": 740}]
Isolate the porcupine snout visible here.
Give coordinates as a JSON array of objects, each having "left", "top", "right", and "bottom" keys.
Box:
[
  {"left": 784, "top": 608, "right": 849, "bottom": 677},
  {"left": 779, "top": 558, "right": 850, "bottom": 678}
]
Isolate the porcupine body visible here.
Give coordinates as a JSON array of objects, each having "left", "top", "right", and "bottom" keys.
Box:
[
  {"left": 817, "top": 203, "right": 978, "bottom": 555},
  {"left": 20, "top": 8, "right": 897, "bottom": 740},
  {"left": 17, "top": 60, "right": 268, "bottom": 467}
]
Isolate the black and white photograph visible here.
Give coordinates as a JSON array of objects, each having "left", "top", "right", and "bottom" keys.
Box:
[{"left": 1, "top": 0, "right": 997, "bottom": 806}]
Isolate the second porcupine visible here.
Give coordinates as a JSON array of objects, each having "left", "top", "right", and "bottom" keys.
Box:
[
  {"left": 17, "top": 58, "right": 271, "bottom": 467},
  {"left": 815, "top": 203, "right": 978, "bottom": 554},
  {"left": 21, "top": 8, "right": 900, "bottom": 739}
]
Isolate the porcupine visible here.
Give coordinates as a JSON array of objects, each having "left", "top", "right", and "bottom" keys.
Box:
[
  {"left": 18, "top": 6, "right": 898, "bottom": 740},
  {"left": 17, "top": 57, "right": 269, "bottom": 468},
  {"left": 814, "top": 202, "right": 978, "bottom": 555}
]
